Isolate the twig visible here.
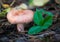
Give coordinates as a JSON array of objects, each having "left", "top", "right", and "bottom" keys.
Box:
[
  {"left": 0, "top": 0, "right": 3, "bottom": 5},
  {"left": 28, "top": 31, "right": 55, "bottom": 39},
  {"left": 10, "top": 0, "right": 16, "bottom": 6},
  {"left": 0, "top": 0, "right": 15, "bottom": 7}
]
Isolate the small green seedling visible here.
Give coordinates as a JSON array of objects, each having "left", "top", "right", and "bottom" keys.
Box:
[{"left": 28, "top": 9, "right": 53, "bottom": 35}]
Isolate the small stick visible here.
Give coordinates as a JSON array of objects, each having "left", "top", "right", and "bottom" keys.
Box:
[{"left": 10, "top": 0, "right": 16, "bottom": 6}]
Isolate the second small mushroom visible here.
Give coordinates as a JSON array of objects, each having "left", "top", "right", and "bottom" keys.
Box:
[{"left": 7, "top": 8, "right": 34, "bottom": 32}]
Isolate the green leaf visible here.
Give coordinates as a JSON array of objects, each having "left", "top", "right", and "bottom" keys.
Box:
[
  {"left": 28, "top": 26, "right": 43, "bottom": 35},
  {"left": 28, "top": 9, "right": 53, "bottom": 35},
  {"left": 33, "top": 9, "right": 44, "bottom": 25},
  {"left": 42, "top": 12, "right": 53, "bottom": 29},
  {"left": 42, "top": 16, "right": 53, "bottom": 29},
  {"left": 29, "top": 0, "right": 33, "bottom": 4},
  {"left": 29, "top": 0, "right": 34, "bottom": 6}
]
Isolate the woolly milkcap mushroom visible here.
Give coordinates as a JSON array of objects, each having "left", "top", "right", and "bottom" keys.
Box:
[{"left": 7, "top": 9, "right": 34, "bottom": 32}]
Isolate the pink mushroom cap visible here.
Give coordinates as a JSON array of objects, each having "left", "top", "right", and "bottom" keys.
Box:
[{"left": 7, "top": 9, "right": 34, "bottom": 24}]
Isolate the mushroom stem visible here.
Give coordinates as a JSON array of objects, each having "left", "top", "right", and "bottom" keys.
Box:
[{"left": 17, "top": 24, "right": 24, "bottom": 32}]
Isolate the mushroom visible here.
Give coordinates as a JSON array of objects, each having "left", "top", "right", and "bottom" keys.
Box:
[{"left": 7, "top": 8, "right": 34, "bottom": 32}]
